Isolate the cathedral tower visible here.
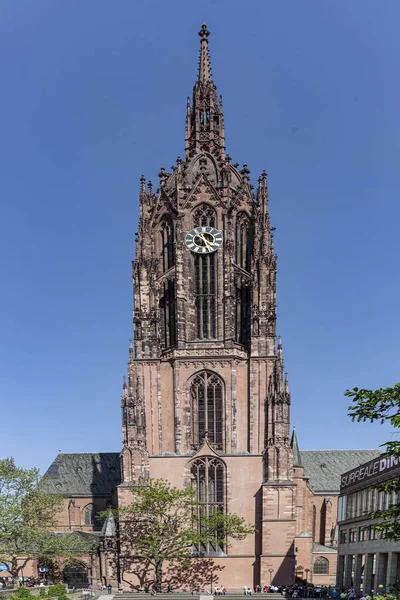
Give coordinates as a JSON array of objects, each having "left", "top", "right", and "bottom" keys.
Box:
[{"left": 119, "top": 24, "right": 296, "bottom": 587}]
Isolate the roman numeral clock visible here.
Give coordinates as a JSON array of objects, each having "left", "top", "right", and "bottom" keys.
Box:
[{"left": 184, "top": 226, "right": 223, "bottom": 253}]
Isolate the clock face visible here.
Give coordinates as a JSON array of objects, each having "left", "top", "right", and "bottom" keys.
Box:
[{"left": 185, "top": 226, "right": 223, "bottom": 254}]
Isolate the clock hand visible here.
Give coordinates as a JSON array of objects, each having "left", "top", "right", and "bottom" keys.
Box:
[{"left": 198, "top": 233, "right": 213, "bottom": 250}]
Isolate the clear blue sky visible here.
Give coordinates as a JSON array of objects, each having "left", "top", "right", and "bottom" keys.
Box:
[{"left": 1, "top": 0, "right": 399, "bottom": 474}]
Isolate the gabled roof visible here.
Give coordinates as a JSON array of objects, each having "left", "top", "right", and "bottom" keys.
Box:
[
  {"left": 43, "top": 453, "right": 121, "bottom": 496},
  {"left": 312, "top": 542, "right": 337, "bottom": 554},
  {"left": 300, "top": 449, "right": 381, "bottom": 493}
]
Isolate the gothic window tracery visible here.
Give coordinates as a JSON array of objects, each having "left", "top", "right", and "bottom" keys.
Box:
[
  {"left": 160, "top": 221, "right": 174, "bottom": 272},
  {"left": 193, "top": 205, "right": 217, "bottom": 340},
  {"left": 313, "top": 557, "right": 329, "bottom": 575},
  {"left": 191, "top": 456, "right": 226, "bottom": 554},
  {"left": 235, "top": 213, "right": 251, "bottom": 272},
  {"left": 83, "top": 503, "right": 99, "bottom": 527},
  {"left": 191, "top": 371, "right": 223, "bottom": 449},
  {"left": 160, "top": 279, "right": 176, "bottom": 348},
  {"left": 235, "top": 276, "right": 251, "bottom": 347}
]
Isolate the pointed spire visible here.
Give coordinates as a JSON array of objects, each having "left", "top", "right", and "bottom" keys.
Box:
[
  {"left": 186, "top": 25, "right": 225, "bottom": 158},
  {"left": 101, "top": 508, "right": 117, "bottom": 538},
  {"left": 284, "top": 372, "right": 289, "bottom": 393},
  {"left": 277, "top": 335, "right": 282, "bottom": 359},
  {"left": 198, "top": 24, "right": 212, "bottom": 83},
  {"left": 290, "top": 427, "right": 303, "bottom": 468},
  {"left": 140, "top": 174, "right": 146, "bottom": 194}
]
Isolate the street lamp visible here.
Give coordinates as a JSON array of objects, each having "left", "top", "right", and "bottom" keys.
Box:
[{"left": 268, "top": 569, "right": 274, "bottom": 586}]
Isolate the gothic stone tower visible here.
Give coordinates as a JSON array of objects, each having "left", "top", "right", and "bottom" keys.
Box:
[{"left": 119, "top": 25, "right": 296, "bottom": 587}]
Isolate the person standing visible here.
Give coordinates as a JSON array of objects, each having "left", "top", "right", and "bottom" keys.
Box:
[{"left": 107, "top": 583, "right": 112, "bottom": 595}]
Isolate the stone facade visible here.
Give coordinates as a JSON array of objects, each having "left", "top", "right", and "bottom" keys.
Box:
[{"left": 39, "top": 25, "right": 382, "bottom": 591}]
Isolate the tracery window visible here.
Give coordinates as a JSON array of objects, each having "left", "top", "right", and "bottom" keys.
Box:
[
  {"left": 83, "top": 503, "right": 99, "bottom": 527},
  {"left": 160, "top": 221, "right": 174, "bottom": 272},
  {"left": 160, "top": 279, "right": 176, "bottom": 348},
  {"left": 313, "top": 557, "right": 329, "bottom": 575},
  {"left": 235, "top": 213, "right": 251, "bottom": 271},
  {"left": 235, "top": 276, "right": 251, "bottom": 347},
  {"left": 191, "top": 456, "right": 226, "bottom": 554},
  {"left": 193, "top": 205, "right": 217, "bottom": 339},
  {"left": 191, "top": 371, "right": 223, "bottom": 449}
]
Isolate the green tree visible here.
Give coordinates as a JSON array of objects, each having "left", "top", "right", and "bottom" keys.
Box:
[
  {"left": 346, "top": 383, "right": 400, "bottom": 541},
  {"left": 0, "top": 458, "right": 94, "bottom": 584},
  {"left": 112, "top": 478, "right": 254, "bottom": 589}
]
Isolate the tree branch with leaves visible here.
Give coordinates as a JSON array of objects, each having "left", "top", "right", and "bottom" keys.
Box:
[
  {"left": 0, "top": 458, "right": 95, "bottom": 584},
  {"left": 110, "top": 478, "right": 254, "bottom": 589},
  {"left": 345, "top": 383, "right": 400, "bottom": 541}
]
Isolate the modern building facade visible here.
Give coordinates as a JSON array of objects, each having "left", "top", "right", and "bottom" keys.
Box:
[
  {"left": 40, "top": 26, "right": 382, "bottom": 590},
  {"left": 336, "top": 454, "right": 400, "bottom": 594}
]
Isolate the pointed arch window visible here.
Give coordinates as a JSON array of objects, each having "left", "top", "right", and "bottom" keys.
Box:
[
  {"left": 235, "top": 276, "right": 251, "bottom": 347},
  {"left": 193, "top": 204, "right": 217, "bottom": 340},
  {"left": 313, "top": 557, "right": 329, "bottom": 575},
  {"left": 235, "top": 213, "right": 251, "bottom": 272},
  {"left": 191, "top": 456, "right": 226, "bottom": 555},
  {"left": 191, "top": 371, "right": 223, "bottom": 449},
  {"left": 160, "top": 278, "right": 176, "bottom": 349},
  {"left": 160, "top": 221, "right": 174, "bottom": 272},
  {"left": 83, "top": 503, "right": 99, "bottom": 527}
]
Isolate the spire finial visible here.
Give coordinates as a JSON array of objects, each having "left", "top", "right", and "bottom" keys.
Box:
[
  {"left": 198, "top": 23, "right": 212, "bottom": 83},
  {"left": 284, "top": 372, "right": 289, "bottom": 393},
  {"left": 198, "top": 23, "right": 210, "bottom": 40}
]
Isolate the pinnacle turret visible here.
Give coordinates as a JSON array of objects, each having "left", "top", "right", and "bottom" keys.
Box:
[{"left": 290, "top": 427, "right": 303, "bottom": 468}]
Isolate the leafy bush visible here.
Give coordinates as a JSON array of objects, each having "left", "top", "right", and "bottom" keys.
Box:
[
  {"left": 48, "top": 584, "right": 67, "bottom": 600},
  {"left": 39, "top": 588, "right": 47, "bottom": 598},
  {"left": 17, "top": 589, "right": 36, "bottom": 600}
]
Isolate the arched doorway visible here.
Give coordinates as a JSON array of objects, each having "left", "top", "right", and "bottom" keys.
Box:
[{"left": 63, "top": 562, "right": 88, "bottom": 589}]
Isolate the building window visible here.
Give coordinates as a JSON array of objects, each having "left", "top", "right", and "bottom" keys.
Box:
[
  {"left": 349, "top": 527, "right": 357, "bottom": 542},
  {"left": 235, "top": 277, "right": 251, "bottom": 347},
  {"left": 313, "top": 557, "right": 329, "bottom": 575},
  {"left": 191, "top": 371, "right": 223, "bottom": 449},
  {"left": 160, "top": 222, "right": 174, "bottom": 273},
  {"left": 235, "top": 212, "right": 251, "bottom": 271},
  {"left": 83, "top": 504, "right": 99, "bottom": 527},
  {"left": 339, "top": 530, "right": 347, "bottom": 544},
  {"left": 193, "top": 205, "right": 217, "bottom": 340},
  {"left": 160, "top": 279, "right": 176, "bottom": 348},
  {"left": 338, "top": 496, "right": 347, "bottom": 522},
  {"left": 191, "top": 456, "right": 226, "bottom": 555},
  {"left": 358, "top": 526, "right": 367, "bottom": 542}
]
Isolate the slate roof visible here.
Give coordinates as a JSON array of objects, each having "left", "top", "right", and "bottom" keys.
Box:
[
  {"left": 300, "top": 449, "right": 381, "bottom": 493},
  {"left": 43, "top": 453, "right": 121, "bottom": 496},
  {"left": 312, "top": 542, "right": 337, "bottom": 554},
  {"left": 43, "top": 449, "right": 381, "bottom": 497}
]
